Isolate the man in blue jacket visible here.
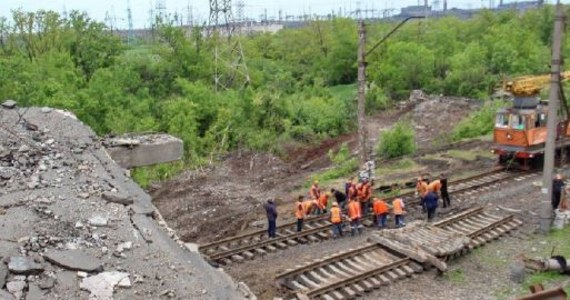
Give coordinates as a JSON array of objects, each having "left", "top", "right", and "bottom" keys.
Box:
[
  {"left": 424, "top": 191, "right": 439, "bottom": 222},
  {"left": 264, "top": 199, "right": 278, "bottom": 238}
]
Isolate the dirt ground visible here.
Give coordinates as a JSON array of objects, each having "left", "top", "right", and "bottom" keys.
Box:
[
  {"left": 148, "top": 90, "right": 570, "bottom": 300},
  {"left": 151, "top": 91, "right": 488, "bottom": 244},
  {"left": 224, "top": 171, "right": 561, "bottom": 300}
]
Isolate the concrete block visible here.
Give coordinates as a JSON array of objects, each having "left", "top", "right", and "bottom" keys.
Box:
[{"left": 104, "top": 134, "right": 183, "bottom": 169}]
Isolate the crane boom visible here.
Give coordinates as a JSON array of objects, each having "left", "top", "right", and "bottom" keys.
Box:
[{"left": 504, "top": 70, "right": 570, "bottom": 97}]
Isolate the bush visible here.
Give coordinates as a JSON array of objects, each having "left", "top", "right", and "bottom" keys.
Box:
[
  {"left": 376, "top": 122, "right": 416, "bottom": 158},
  {"left": 451, "top": 101, "right": 507, "bottom": 141}
]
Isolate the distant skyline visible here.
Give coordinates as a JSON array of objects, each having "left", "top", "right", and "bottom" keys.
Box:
[{"left": 0, "top": 0, "right": 565, "bottom": 29}]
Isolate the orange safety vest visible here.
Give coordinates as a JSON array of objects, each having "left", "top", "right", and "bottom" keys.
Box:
[
  {"left": 417, "top": 181, "right": 428, "bottom": 197},
  {"left": 358, "top": 183, "right": 371, "bottom": 202},
  {"left": 428, "top": 180, "right": 441, "bottom": 193},
  {"left": 295, "top": 202, "right": 305, "bottom": 219},
  {"left": 317, "top": 194, "right": 329, "bottom": 209},
  {"left": 393, "top": 198, "right": 404, "bottom": 215},
  {"left": 373, "top": 199, "right": 389, "bottom": 215},
  {"left": 302, "top": 201, "right": 314, "bottom": 214},
  {"left": 330, "top": 207, "right": 341, "bottom": 223},
  {"left": 347, "top": 201, "right": 361, "bottom": 219}
]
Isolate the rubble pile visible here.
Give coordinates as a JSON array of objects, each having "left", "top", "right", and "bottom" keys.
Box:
[
  {"left": 409, "top": 90, "right": 481, "bottom": 148},
  {"left": 0, "top": 104, "right": 248, "bottom": 299}
]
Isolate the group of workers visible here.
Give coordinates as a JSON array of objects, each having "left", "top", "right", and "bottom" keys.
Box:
[
  {"left": 263, "top": 173, "right": 452, "bottom": 239},
  {"left": 415, "top": 173, "right": 450, "bottom": 222}
]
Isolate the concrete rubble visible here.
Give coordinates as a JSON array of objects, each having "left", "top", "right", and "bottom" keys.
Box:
[{"left": 0, "top": 105, "right": 248, "bottom": 299}]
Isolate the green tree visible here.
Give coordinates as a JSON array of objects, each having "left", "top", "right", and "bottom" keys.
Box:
[{"left": 376, "top": 121, "right": 416, "bottom": 158}]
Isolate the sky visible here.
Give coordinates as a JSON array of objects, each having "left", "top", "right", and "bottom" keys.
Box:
[{"left": 0, "top": 0, "right": 565, "bottom": 29}]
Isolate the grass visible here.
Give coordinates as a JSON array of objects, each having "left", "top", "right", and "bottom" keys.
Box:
[
  {"left": 446, "top": 149, "right": 495, "bottom": 161},
  {"left": 303, "top": 158, "right": 359, "bottom": 188},
  {"left": 328, "top": 84, "right": 357, "bottom": 102},
  {"left": 443, "top": 269, "right": 466, "bottom": 284},
  {"left": 132, "top": 160, "right": 186, "bottom": 188},
  {"left": 376, "top": 158, "right": 422, "bottom": 178},
  {"left": 495, "top": 226, "right": 570, "bottom": 299}
]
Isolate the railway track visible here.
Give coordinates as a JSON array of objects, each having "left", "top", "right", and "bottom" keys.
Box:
[
  {"left": 199, "top": 167, "right": 532, "bottom": 265},
  {"left": 275, "top": 207, "right": 522, "bottom": 300}
]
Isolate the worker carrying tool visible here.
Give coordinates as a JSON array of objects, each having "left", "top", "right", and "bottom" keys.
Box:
[
  {"left": 392, "top": 197, "right": 406, "bottom": 228},
  {"left": 329, "top": 202, "right": 345, "bottom": 238},
  {"left": 357, "top": 178, "right": 372, "bottom": 215},
  {"left": 295, "top": 196, "right": 306, "bottom": 232},
  {"left": 440, "top": 173, "right": 451, "bottom": 208},
  {"left": 372, "top": 197, "right": 389, "bottom": 229},
  {"left": 309, "top": 180, "right": 321, "bottom": 200},
  {"left": 347, "top": 198, "right": 362, "bottom": 236}
]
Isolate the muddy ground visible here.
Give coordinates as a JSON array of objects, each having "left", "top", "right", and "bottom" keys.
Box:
[{"left": 151, "top": 92, "right": 488, "bottom": 244}]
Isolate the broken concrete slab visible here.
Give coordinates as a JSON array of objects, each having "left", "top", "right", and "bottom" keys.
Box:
[
  {"left": 101, "top": 192, "right": 133, "bottom": 205},
  {"left": 0, "top": 289, "right": 16, "bottom": 300},
  {"left": 7, "top": 257, "right": 44, "bottom": 275},
  {"left": 25, "top": 283, "right": 43, "bottom": 300},
  {"left": 6, "top": 281, "right": 25, "bottom": 299},
  {"left": 1, "top": 100, "right": 16, "bottom": 109},
  {"left": 79, "top": 271, "right": 129, "bottom": 299},
  {"left": 0, "top": 107, "right": 246, "bottom": 299},
  {"left": 104, "top": 134, "right": 183, "bottom": 169},
  {"left": 44, "top": 250, "right": 102, "bottom": 272}
]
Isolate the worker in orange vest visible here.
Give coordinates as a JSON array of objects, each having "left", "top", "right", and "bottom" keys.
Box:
[
  {"left": 372, "top": 197, "right": 389, "bottom": 229},
  {"left": 329, "top": 202, "right": 344, "bottom": 238},
  {"left": 392, "top": 198, "right": 406, "bottom": 228},
  {"left": 316, "top": 192, "right": 330, "bottom": 215},
  {"left": 302, "top": 199, "right": 315, "bottom": 216},
  {"left": 309, "top": 180, "right": 321, "bottom": 200},
  {"left": 416, "top": 177, "right": 428, "bottom": 213},
  {"left": 347, "top": 198, "right": 362, "bottom": 236},
  {"left": 295, "top": 196, "right": 306, "bottom": 232},
  {"left": 357, "top": 178, "right": 372, "bottom": 215}
]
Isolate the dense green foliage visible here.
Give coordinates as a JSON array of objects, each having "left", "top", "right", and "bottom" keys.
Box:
[
  {"left": 451, "top": 101, "right": 508, "bottom": 141},
  {"left": 307, "top": 143, "right": 358, "bottom": 187},
  {"left": 0, "top": 7, "right": 565, "bottom": 180},
  {"left": 376, "top": 121, "right": 416, "bottom": 158}
]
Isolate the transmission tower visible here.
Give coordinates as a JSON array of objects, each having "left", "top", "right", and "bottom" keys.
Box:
[
  {"left": 156, "top": 0, "right": 167, "bottom": 20},
  {"left": 186, "top": 2, "right": 194, "bottom": 27},
  {"left": 127, "top": 0, "right": 134, "bottom": 45},
  {"left": 208, "top": 0, "right": 251, "bottom": 90}
]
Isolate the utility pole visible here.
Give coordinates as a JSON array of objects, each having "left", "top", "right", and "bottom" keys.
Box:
[
  {"left": 357, "top": 16, "right": 425, "bottom": 165},
  {"left": 357, "top": 21, "right": 367, "bottom": 164},
  {"left": 540, "top": 1, "right": 565, "bottom": 234}
]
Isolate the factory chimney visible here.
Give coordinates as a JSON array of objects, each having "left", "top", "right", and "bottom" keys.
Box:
[{"left": 443, "top": 0, "right": 447, "bottom": 11}]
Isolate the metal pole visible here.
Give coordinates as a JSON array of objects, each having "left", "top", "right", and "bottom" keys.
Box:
[
  {"left": 358, "top": 16, "right": 425, "bottom": 165},
  {"left": 357, "top": 20, "right": 368, "bottom": 165},
  {"left": 540, "top": 1, "right": 565, "bottom": 234}
]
